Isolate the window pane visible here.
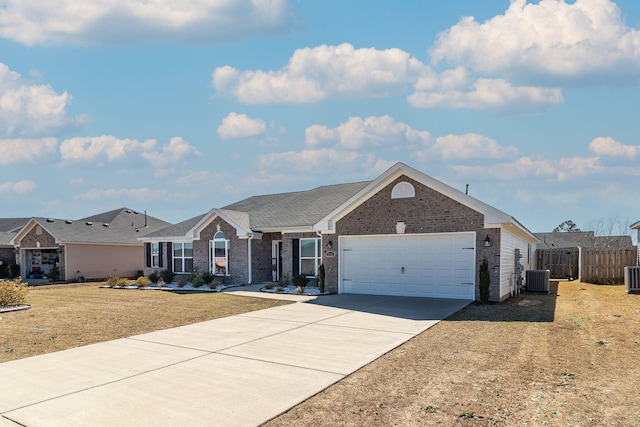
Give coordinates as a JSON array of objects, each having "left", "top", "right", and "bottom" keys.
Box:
[
  {"left": 300, "top": 239, "right": 316, "bottom": 257},
  {"left": 173, "top": 259, "right": 182, "bottom": 273},
  {"left": 214, "top": 231, "right": 225, "bottom": 239},
  {"left": 174, "top": 243, "right": 182, "bottom": 257},
  {"left": 151, "top": 243, "right": 159, "bottom": 255},
  {"left": 215, "top": 258, "right": 227, "bottom": 275},
  {"left": 214, "top": 240, "right": 226, "bottom": 258},
  {"left": 184, "top": 242, "right": 193, "bottom": 257},
  {"left": 301, "top": 259, "right": 317, "bottom": 276},
  {"left": 185, "top": 258, "right": 193, "bottom": 273}
]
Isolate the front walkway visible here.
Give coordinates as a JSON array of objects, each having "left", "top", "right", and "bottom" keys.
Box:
[{"left": 0, "top": 290, "right": 469, "bottom": 427}]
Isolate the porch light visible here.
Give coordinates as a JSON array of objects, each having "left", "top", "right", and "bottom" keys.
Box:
[
  {"left": 327, "top": 240, "right": 333, "bottom": 249},
  {"left": 484, "top": 235, "right": 491, "bottom": 247}
]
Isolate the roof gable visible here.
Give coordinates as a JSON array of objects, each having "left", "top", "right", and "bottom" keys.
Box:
[{"left": 313, "top": 162, "right": 535, "bottom": 241}]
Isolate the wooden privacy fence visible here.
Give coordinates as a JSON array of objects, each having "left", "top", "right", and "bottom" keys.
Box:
[
  {"left": 536, "top": 246, "right": 638, "bottom": 284},
  {"left": 579, "top": 247, "right": 638, "bottom": 284},
  {"left": 536, "top": 248, "right": 579, "bottom": 279}
]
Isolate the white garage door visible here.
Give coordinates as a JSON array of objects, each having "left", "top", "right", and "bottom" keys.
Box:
[{"left": 340, "top": 233, "right": 476, "bottom": 300}]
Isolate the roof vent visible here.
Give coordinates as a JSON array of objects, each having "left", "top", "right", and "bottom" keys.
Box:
[
  {"left": 125, "top": 209, "right": 132, "bottom": 213},
  {"left": 65, "top": 220, "right": 73, "bottom": 224},
  {"left": 46, "top": 218, "right": 55, "bottom": 223},
  {"left": 86, "top": 221, "right": 93, "bottom": 226},
  {"left": 103, "top": 223, "right": 110, "bottom": 227}
]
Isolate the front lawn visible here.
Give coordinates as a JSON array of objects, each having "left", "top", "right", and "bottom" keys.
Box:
[
  {"left": 266, "top": 281, "right": 640, "bottom": 426},
  {"left": 0, "top": 283, "right": 291, "bottom": 363}
]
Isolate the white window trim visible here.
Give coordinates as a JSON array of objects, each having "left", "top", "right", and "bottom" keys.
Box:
[
  {"left": 173, "top": 241, "right": 193, "bottom": 274},
  {"left": 151, "top": 242, "right": 160, "bottom": 268},
  {"left": 299, "top": 237, "right": 321, "bottom": 277},
  {"left": 210, "top": 237, "right": 230, "bottom": 276}
]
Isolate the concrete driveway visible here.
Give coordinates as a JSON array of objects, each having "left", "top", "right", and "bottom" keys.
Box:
[{"left": 0, "top": 290, "right": 469, "bottom": 427}]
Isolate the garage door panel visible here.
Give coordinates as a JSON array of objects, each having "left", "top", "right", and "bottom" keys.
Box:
[{"left": 341, "top": 233, "right": 475, "bottom": 300}]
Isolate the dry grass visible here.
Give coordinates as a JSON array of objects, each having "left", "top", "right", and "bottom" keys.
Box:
[
  {"left": 0, "top": 283, "right": 291, "bottom": 363},
  {"left": 266, "top": 281, "right": 640, "bottom": 427}
]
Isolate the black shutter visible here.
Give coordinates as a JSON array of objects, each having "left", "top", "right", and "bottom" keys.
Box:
[
  {"left": 167, "top": 242, "right": 173, "bottom": 271},
  {"left": 292, "top": 239, "right": 299, "bottom": 275},
  {"left": 145, "top": 243, "right": 151, "bottom": 268},
  {"left": 159, "top": 243, "right": 164, "bottom": 268}
]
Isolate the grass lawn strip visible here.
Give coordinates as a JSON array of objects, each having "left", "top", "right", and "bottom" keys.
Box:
[
  {"left": 265, "top": 281, "right": 640, "bottom": 427},
  {"left": 0, "top": 283, "right": 291, "bottom": 363}
]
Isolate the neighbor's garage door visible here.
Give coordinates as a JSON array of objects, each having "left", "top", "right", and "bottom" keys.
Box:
[{"left": 340, "top": 233, "right": 476, "bottom": 300}]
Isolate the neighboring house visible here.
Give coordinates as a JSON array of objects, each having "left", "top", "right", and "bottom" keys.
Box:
[
  {"left": 141, "top": 162, "right": 537, "bottom": 302},
  {"left": 9, "top": 208, "right": 171, "bottom": 281},
  {"left": 535, "top": 231, "right": 633, "bottom": 250},
  {"left": 0, "top": 218, "right": 30, "bottom": 274}
]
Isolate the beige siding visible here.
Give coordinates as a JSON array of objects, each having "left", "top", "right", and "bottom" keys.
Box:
[
  {"left": 499, "top": 229, "right": 533, "bottom": 300},
  {"left": 64, "top": 244, "right": 143, "bottom": 280}
]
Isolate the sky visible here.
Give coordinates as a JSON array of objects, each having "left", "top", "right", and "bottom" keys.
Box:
[{"left": 1, "top": 0, "right": 639, "bottom": 238}]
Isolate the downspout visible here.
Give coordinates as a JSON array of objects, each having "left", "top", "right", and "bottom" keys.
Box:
[{"left": 247, "top": 234, "right": 254, "bottom": 284}]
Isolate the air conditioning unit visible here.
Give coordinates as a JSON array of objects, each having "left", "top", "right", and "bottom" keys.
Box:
[
  {"left": 624, "top": 267, "right": 640, "bottom": 294},
  {"left": 525, "top": 270, "right": 550, "bottom": 293}
]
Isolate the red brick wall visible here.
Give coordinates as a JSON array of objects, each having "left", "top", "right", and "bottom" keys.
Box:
[{"left": 327, "top": 175, "right": 501, "bottom": 300}]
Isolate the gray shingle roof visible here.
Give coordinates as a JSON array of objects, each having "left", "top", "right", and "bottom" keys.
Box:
[
  {"left": 0, "top": 218, "right": 30, "bottom": 233},
  {"left": 142, "top": 181, "right": 371, "bottom": 239},
  {"left": 223, "top": 181, "right": 371, "bottom": 229},
  {"left": 16, "top": 208, "right": 171, "bottom": 245},
  {"left": 142, "top": 213, "right": 208, "bottom": 239}
]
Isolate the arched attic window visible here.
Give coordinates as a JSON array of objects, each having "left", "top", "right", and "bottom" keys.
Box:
[{"left": 391, "top": 182, "right": 415, "bottom": 199}]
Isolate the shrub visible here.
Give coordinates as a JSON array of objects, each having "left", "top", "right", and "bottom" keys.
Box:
[
  {"left": 106, "top": 276, "right": 119, "bottom": 287},
  {"left": 136, "top": 276, "right": 152, "bottom": 287},
  {"left": 317, "top": 264, "right": 325, "bottom": 293},
  {"left": 7, "top": 264, "right": 20, "bottom": 279},
  {"left": 278, "top": 273, "right": 290, "bottom": 287},
  {"left": 200, "top": 271, "right": 215, "bottom": 284},
  {"left": 292, "top": 274, "right": 310, "bottom": 289},
  {"left": 48, "top": 265, "right": 60, "bottom": 282},
  {"left": 208, "top": 279, "right": 221, "bottom": 290},
  {"left": 479, "top": 258, "right": 490, "bottom": 302},
  {"left": 177, "top": 277, "right": 188, "bottom": 288},
  {"left": 191, "top": 276, "right": 205, "bottom": 288},
  {"left": 116, "top": 277, "right": 130, "bottom": 287},
  {"left": 295, "top": 285, "right": 305, "bottom": 294},
  {"left": 148, "top": 271, "right": 159, "bottom": 283},
  {"left": 159, "top": 269, "right": 175, "bottom": 284},
  {"left": 0, "top": 278, "right": 29, "bottom": 306},
  {"left": 264, "top": 283, "right": 274, "bottom": 290}
]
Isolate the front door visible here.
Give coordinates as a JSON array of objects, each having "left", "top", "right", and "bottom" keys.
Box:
[{"left": 271, "top": 241, "right": 282, "bottom": 281}]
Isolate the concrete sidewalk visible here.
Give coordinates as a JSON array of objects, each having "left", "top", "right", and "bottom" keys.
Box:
[{"left": 0, "top": 291, "right": 469, "bottom": 427}]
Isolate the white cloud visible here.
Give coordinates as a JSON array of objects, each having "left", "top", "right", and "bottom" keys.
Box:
[
  {"left": 431, "top": 0, "right": 640, "bottom": 83},
  {"left": 257, "top": 148, "right": 376, "bottom": 173},
  {"left": 409, "top": 77, "right": 563, "bottom": 111},
  {"left": 77, "top": 187, "right": 168, "bottom": 201},
  {"left": 305, "top": 115, "right": 431, "bottom": 149},
  {"left": 141, "top": 136, "right": 201, "bottom": 168},
  {"left": 0, "top": 138, "right": 58, "bottom": 165},
  {"left": 0, "top": 180, "right": 36, "bottom": 195},
  {"left": 60, "top": 135, "right": 156, "bottom": 163},
  {"left": 416, "top": 133, "right": 519, "bottom": 161},
  {"left": 453, "top": 156, "right": 602, "bottom": 181},
  {"left": 217, "top": 112, "right": 267, "bottom": 139},
  {"left": 213, "top": 43, "right": 427, "bottom": 104},
  {"left": 589, "top": 136, "right": 639, "bottom": 158},
  {"left": 0, "top": 0, "right": 293, "bottom": 46},
  {"left": 0, "top": 62, "right": 88, "bottom": 137}
]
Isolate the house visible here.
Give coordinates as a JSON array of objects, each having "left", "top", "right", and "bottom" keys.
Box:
[
  {"left": 534, "top": 231, "right": 633, "bottom": 250},
  {"left": 0, "top": 218, "right": 30, "bottom": 277},
  {"left": 8, "top": 208, "right": 171, "bottom": 281},
  {"left": 141, "top": 163, "right": 537, "bottom": 302}
]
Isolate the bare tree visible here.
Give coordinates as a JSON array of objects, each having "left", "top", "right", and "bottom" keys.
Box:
[{"left": 584, "top": 214, "right": 634, "bottom": 248}]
